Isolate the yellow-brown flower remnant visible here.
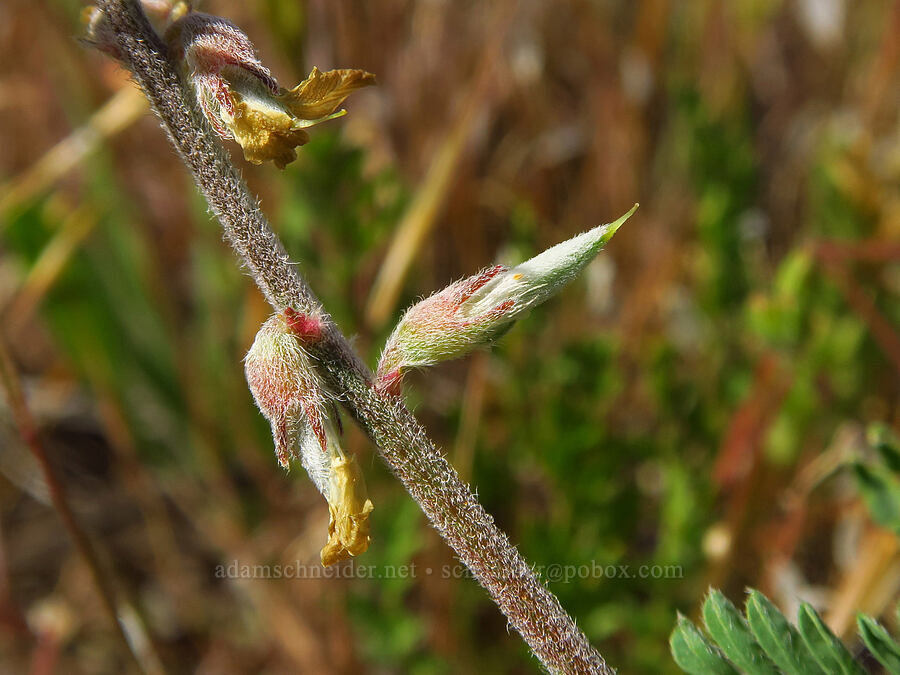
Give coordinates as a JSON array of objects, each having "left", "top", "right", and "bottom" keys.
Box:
[
  {"left": 245, "top": 310, "right": 373, "bottom": 566},
  {"left": 321, "top": 430, "right": 375, "bottom": 567},
  {"left": 166, "top": 12, "right": 375, "bottom": 168}
]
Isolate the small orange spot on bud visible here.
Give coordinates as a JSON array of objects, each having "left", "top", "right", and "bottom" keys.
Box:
[{"left": 513, "top": 273, "right": 523, "bottom": 280}]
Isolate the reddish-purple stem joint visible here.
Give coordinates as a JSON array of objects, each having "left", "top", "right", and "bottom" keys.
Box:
[{"left": 284, "top": 307, "right": 324, "bottom": 342}]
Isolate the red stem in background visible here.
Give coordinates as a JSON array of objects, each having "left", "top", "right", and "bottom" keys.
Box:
[{"left": 0, "top": 337, "right": 146, "bottom": 674}]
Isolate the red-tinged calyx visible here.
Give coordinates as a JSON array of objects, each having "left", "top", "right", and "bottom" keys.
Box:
[
  {"left": 166, "top": 12, "right": 278, "bottom": 91},
  {"left": 244, "top": 313, "right": 326, "bottom": 468},
  {"left": 284, "top": 307, "right": 324, "bottom": 342},
  {"left": 374, "top": 369, "right": 403, "bottom": 397},
  {"left": 458, "top": 264, "right": 506, "bottom": 303},
  {"left": 374, "top": 272, "right": 518, "bottom": 391},
  {"left": 244, "top": 314, "right": 375, "bottom": 566}
]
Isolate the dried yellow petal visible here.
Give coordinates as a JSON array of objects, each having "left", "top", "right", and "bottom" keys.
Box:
[
  {"left": 321, "top": 454, "right": 375, "bottom": 567},
  {"left": 169, "top": 10, "right": 375, "bottom": 168},
  {"left": 282, "top": 67, "right": 377, "bottom": 121},
  {"left": 224, "top": 67, "right": 375, "bottom": 168},
  {"left": 225, "top": 96, "right": 312, "bottom": 169}
]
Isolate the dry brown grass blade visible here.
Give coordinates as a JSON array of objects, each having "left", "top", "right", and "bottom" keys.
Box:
[
  {"left": 0, "top": 86, "right": 147, "bottom": 220},
  {"left": 452, "top": 351, "right": 489, "bottom": 482},
  {"left": 825, "top": 527, "right": 900, "bottom": 637},
  {"left": 1, "top": 201, "right": 98, "bottom": 332},
  {"left": 364, "top": 89, "right": 484, "bottom": 329},
  {"left": 363, "top": 7, "right": 511, "bottom": 330},
  {"left": 0, "top": 336, "right": 154, "bottom": 675},
  {"left": 94, "top": 382, "right": 338, "bottom": 670},
  {"left": 818, "top": 257, "right": 900, "bottom": 378}
]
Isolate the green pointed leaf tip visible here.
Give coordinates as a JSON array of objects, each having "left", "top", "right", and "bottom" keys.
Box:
[
  {"left": 702, "top": 589, "right": 779, "bottom": 675},
  {"left": 464, "top": 203, "right": 638, "bottom": 319},
  {"left": 745, "top": 589, "right": 825, "bottom": 675},
  {"left": 375, "top": 204, "right": 637, "bottom": 388},
  {"left": 797, "top": 602, "right": 866, "bottom": 675},
  {"left": 858, "top": 614, "right": 900, "bottom": 675},
  {"left": 670, "top": 613, "right": 739, "bottom": 675}
]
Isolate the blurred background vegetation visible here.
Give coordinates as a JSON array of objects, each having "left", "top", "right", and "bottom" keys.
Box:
[{"left": 1, "top": 0, "right": 899, "bottom": 673}]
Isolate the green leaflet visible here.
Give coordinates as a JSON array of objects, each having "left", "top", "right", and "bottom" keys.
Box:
[
  {"left": 670, "top": 588, "right": 900, "bottom": 675},
  {"left": 858, "top": 614, "right": 900, "bottom": 675},
  {"left": 745, "top": 589, "right": 825, "bottom": 675},
  {"left": 701, "top": 589, "right": 779, "bottom": 675},
  {"left": 669, "top": 613, "right": 739, "bottom": 675},
  {"left": 797, "top": 602, "right": 866, "bottom": 675}
]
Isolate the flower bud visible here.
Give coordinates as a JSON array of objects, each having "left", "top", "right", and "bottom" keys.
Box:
[
  {"left": 244, "top": 311, "right": 328, "bottom": 467},
  {"left": 376, "top": 204, "right": 638, "bottom": 393},
  {"left": 245, "top": 311, "right": 373, "bottom": 566},
  {"left": 167, "top": 12, "right": 375, "bottom": 168}
]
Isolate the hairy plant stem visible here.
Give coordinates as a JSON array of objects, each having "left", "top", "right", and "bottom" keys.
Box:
[{"left": 97, "top": 2, "right": 614, "bottom": 672}]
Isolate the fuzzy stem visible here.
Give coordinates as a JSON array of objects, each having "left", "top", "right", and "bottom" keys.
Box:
[{"left": 96, "top": 2, "right": 614, "bottom": 672}]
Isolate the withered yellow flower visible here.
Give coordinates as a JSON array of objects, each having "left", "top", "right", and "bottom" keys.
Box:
[
  {"left": 321, "top": 454, "right": 375, "bottom": 567},
  {"left": 224, "top": 67, "right": 376, "bottom": 168},
  {"left": 245, "top": 310, "right": 373, "bottom": 566},
  {"left": 168, "top": 12, "right": 375, "bottom": 168}
]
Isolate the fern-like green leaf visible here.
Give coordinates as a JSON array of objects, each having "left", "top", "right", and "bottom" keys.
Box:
[
  {"left": 858, "top": 613, "right": 900, "bottom": 674},
  {"left": 670, "top": 613, "right": 739, "bottom": 675},
  {"left": 701, "top": 589, "right": 779, "bottom": 675},
  {"left": 745, "top": 589, "right": 825, "bottom": 675},
  {"left": 797, "top": 602, "right": 866, "bottom": 675}
]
